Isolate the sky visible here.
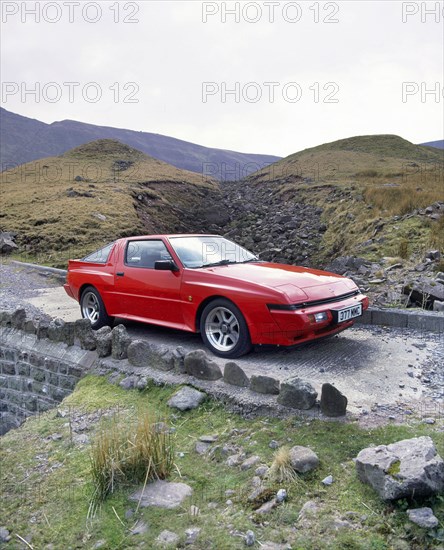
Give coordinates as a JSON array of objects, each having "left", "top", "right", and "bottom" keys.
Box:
[{"left": 1, "top": 0, "right": 443, "bottom": 157}]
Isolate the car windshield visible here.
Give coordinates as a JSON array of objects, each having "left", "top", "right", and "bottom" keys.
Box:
[{"left": 169, "top": 236, "right": 258, "bottom": 268}]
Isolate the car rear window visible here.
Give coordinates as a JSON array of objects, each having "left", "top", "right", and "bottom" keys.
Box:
[{"left": 82, "top": 242, "right": 114, "bottom": 263}]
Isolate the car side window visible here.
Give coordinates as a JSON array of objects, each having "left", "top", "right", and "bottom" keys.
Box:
[{"left": 125, "top": 240, "right": 172, "bottom": 269}]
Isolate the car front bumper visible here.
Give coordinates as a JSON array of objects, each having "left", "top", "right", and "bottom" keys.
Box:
[{"left": 252, "top": 293, "right": 369, "bottom": 346}]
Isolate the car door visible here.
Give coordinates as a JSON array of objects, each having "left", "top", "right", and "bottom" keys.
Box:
[{"left": 114, "top": 239, "right": 185, "bottom": 327}]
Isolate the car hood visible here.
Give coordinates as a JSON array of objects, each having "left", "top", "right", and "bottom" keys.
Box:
[{"left": 200, "top": 262, "right": 356, "bottom": 301}]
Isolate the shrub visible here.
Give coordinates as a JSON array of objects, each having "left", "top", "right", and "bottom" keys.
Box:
[
  {"left": 90, "top": 412, "right": 174, "bottom": 504},
  {"left": 397, "top": 239, "right": 409, "bottom": 260}
]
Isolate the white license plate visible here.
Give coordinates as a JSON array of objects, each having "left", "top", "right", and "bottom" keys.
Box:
[{"left": 335, "top": 304, "right": 362, "bottom": 322}]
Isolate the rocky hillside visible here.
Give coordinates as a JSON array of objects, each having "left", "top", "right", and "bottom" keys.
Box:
[
  {"left": 0, "top": 139, "right": 223, "bottom": 265},
  {"left": 0, "top": 108, "right": 280, "bottom": 181},
  {"left": 220, "top": 135, "right": 444, "bottom": 309}
]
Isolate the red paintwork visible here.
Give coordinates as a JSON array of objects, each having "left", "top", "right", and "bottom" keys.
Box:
[{"left": 64, "top": 234, "right": 369, "bottom": 347}]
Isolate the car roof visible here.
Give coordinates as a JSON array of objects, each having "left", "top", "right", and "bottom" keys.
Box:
[{"left": 119, "top": 234, "right": 221, "bottom": 241}]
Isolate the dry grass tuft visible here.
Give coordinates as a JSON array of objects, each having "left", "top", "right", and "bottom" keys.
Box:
[
  {"left": 267, "top": 447, "right": 297, "bottom": 484},
  {"left": 90, "top": 412, "right": 174, "bottom": 505}
]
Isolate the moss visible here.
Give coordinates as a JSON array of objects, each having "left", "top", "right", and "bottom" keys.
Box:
[{"left": 387, "top": 460, "right": 401, "bottom": 477}]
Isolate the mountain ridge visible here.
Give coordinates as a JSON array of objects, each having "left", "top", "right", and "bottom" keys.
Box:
[{"left": 0, "top": 107, "right": 280, "bottom": 181}]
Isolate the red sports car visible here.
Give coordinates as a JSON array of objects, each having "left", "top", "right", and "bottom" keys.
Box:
[{"left": 64, "top": 234, "right": 368, "bottom": 358}]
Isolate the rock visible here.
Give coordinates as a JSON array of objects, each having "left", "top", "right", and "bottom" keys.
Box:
[
  {"left": 74, "top": 318, "right": 96, "bottom": 350},
  {"left": 403, "top": 281, "right": 444, "bottom": 308},
  {"left": 255, "top": 498, "right": 278, "bottom": 515},
  {"left": 276, "top": 488, "right": 287, "bottom": 503},
  {"left": 355, "top": 436, "right": 444, "bottom": 500},
  {"left": 320, "top": 383, "right": 348, "bottom": 417},
  {"left": 298, "top": 500, "right": 319, "bottom": 521},
  {"left": 289, "top": 446, "right": 320, "bottom": 473},
  {"left": 255, "top": 466, "right": 269, "bottom": 478},
  {"left": 119, "top": 376, "right": 138, "bottom": 390},
  {"left": 11, "top": 308, "right": 26, "bottom": 330},
  {"left": 322, "top": 475, "right": 334, "bottom": 485},
  {"left": 95, "top": 326, "right": 112, "bottom": 357},
  {"left": 199, "top": 434, "right": 218, "bottom": 443},
  {"left": 184, "top": 350, "right": 222, "bottom": 380},
  {"left": 224, "top": 361, "right": 250, "bottom": 387},
  {"left": 277, "top": 377, "right": 317, "bottom": 409},
  {"left": 0, "top": 233, "right": 18, "bottom": 254},
  {"left": 195, "top": 441, "right": 211, "bottom": 455},
  {"left": 250, "top": 375, "right": 280, "bottom": 395},
  {"left": 407, "top": 507, "right": 439, "bottom": 529},
  {"left": 111, "top": 324, "right": 131, "bottom": 359},
  {"left": 156, "top": 530, "right": 180, "bottom": 546},
  {"left": 226, "top": 453, "right": 245, "bottom": 467},
  {"left": 167, "top": 386, "right": 206, "bottom": 411},
  {"left": 130, "top": 520, "right": 148, "bottom": 535},
  {"left": 269, "top": 440, "right": 279, "bottom": 449},
  {"left": 0, "top": 527, "right": 11, "bottom": 543},
  {"left": 129, "top": 480, "right": 192, "bottom": 509},
  {"left": 433, "top": 300, "right": 444, "bottom": 312},
  {"left": 48, "top": 318, "right": 74, "bottom": 345},
  {"left": 127, "top": 340, "right": 174, "bottom": 371},
  {"left": 241, "top": 455, "right": 260, "bottom": 470},
  {"left": 245, "top": 530, "right": 255, "bottom": 546},
  {"left": 185, "top": 527, "right": 200, "bottom": 544},
  {"left": 426, "top": 250, "right": 441, "bottom": 261}
]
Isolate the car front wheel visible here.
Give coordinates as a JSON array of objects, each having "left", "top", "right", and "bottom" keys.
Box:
[
  {"left": 80, "top": 286, "right": 113, "bottom": 329},
  {"left": 200, "top": 298, "right": 252, "bottom": 358}
]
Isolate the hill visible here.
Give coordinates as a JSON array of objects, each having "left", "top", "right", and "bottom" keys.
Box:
[
  {"left": 222, "top": 134, "right": 443, "bottom": 273},
  {"left": 0, "top": 108, "right": 281, "bottom": 181},
  {"left": 0, "top": 139, "right": 223, "bottom": 265},
  {"left": 421, "top": 140, "right": 444, "bottom": 150}
]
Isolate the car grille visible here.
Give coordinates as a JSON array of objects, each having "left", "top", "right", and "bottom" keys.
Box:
[{"left": 267, "top": 290, "right": 360, "bottom": 311}]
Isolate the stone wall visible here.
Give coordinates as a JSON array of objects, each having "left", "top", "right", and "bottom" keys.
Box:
[{"left": 0, "top": 312, "right": 97, "bottom": 435}]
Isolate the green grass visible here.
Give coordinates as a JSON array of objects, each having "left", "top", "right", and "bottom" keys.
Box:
[{"left": 1, "top": 375, "right": 443, "bottom": 549}]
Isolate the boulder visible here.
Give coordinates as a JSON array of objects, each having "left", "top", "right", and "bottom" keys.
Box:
[
  {"left": 11, "top": 308, "right": 26, "bottom": 330},
  {"left": 355, "top": 436, "right": 444, "bottom": 500},
  {"left": 289, "top": 446, "right": 320, "bottom": 473},
  {"left": 129, "top": 480, "right": 192, "bottom": 509},
  {"left": 184, "top": 350, "right": 222, "bottom": 380},
  {"left": 95, "top": 326, "right": 112, "bottom": 357},
  {"left": 167, "top": 386, "right": 206, "bottom": 411},
  {"left": 74, "top": 318, "right": 96, "bottom": 350},
  {"left": 277, "top": 377, "right": 317, "bottom": 409},
  {"left": 320, "top": 383, "right": 347, "bottom": 417},
  {"left": 48, "top": 318, "right": 75, "bottom": 346},
  {"left": 407, "top": 507, "right": 439, "bottom": 529},
  {"left": 403, "top": 281, "right": 444, "bottom": 309},
  {"left": 111, "top": 324, "right": 131, "bottom": 360},
  {"left": 127, "top": 340, "right": 174, "bottom": 371},
  {"left": 250, "top": 375, "right": 280, "bottom": 395},
  {"left": 223, "top": 361, "right": 249, "bottom": 387},
  {"left": 0, "top": 232, "right": 18, "bottom": 254}
]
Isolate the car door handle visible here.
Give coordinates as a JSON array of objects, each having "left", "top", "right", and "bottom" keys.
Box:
[{"left": 116, "top": 272, "right": 125, "bottom": 277}]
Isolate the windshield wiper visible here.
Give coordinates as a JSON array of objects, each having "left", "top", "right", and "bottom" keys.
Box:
[{"left": 200, "top": 259, "right": 235, "bottom": 268}]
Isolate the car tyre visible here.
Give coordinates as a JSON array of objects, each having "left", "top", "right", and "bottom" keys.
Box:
[
  {"left": 80, "top": 286, "right": 113, "bottom": 329},
  {"left": 200, "top": 298, "right": 252, "bottom": 358}
]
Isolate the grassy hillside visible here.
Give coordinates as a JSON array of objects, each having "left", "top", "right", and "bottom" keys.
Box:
[
  {"left": 0, "top": 139, "right": 220, "bottom": 266},
  {"left": 1, "top": 376, "right": 443, "bottom": 549},
  {"left": 246, "top": 135, "right": 444, "bottom": 262}
]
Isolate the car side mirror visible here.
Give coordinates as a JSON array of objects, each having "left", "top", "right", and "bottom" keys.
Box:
[{"left": 154, "top": 260, "right": 179, "bottom": 272}]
